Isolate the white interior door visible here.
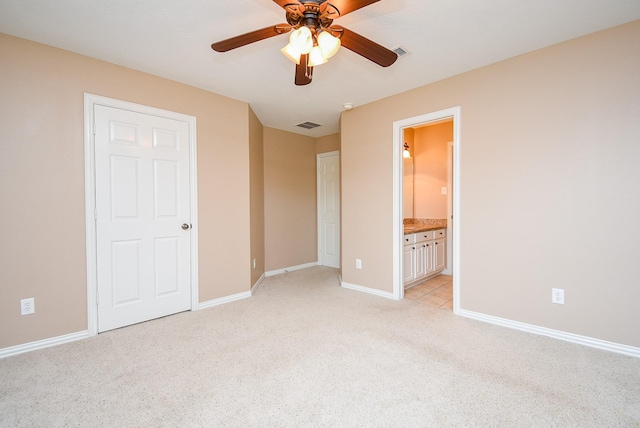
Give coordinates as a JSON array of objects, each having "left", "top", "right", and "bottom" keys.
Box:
[
  {"left": 95, "top": 105, "right": 192, "bottom": 332},
  {"left": 318, "top": 152, "right": 340, "bottom": 268}
]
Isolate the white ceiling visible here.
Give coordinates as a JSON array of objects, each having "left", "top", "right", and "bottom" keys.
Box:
[{"left": 1, "top": 0, "right": 639, "bottom": 137}]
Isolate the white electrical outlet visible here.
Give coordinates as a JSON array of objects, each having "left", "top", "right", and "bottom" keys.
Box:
[
  {"left": 21, "top": 298, "right": 35, "bottom": 315},
  {"left": 552, "top": 288, "right": 564, "bottom": 304},
  {"left": 356, "top": 259, "right": 362, "bottom": 269},
  {"left": 441, "top": 187, "right": 448, "bottom": 195}
]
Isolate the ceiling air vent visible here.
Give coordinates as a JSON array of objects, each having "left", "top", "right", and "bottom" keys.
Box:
[
  {"left": 392, "top": 46, "right": 410, "bottom": 57},
  {"left": 296, "top": 121, "right": 322, "bottom": 130}
]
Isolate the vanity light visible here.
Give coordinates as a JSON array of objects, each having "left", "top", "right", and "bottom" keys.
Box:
[{"left": 403, "top": 142, "right": 411, "bottom": 158}]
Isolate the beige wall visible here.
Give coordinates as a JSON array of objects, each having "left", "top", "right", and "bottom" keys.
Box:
[
  {"left": 341, "top": 21, "right": 640, "bottom": 347},
  {"left": 413, "top": 121, "right": 452, "bottom": 219},
  {"left": 316, "top": 133, "right": 340, "bottom": 154},
  {"left": 0, "top": 34, "right": 252, "bottom": 348},
  {"left": 249, "top": 108, "right": 265, "bottom": 287},
  {"left": 263, "top": 128, "right": 318, "bottom": 271}
]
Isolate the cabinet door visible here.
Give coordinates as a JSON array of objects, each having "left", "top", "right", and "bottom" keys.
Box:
[
  {"left": 424, "top": 241, "right": 435, "bottom": 275},
  {"left": 415, "top": 243, "right": 427, "bottom": 278},
  {"left": 434, "top": 238, "right": 446, "bottom": 271},
  {"left": 403, "top": 245, "right": 416, "bottom": 284}
]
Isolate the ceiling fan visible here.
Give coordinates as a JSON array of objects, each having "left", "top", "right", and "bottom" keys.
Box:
[{"left": 211, "top": 0, "right": 398, "bottom": 86}]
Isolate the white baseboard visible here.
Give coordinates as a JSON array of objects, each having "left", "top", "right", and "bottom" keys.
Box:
[
  {"left": 0, "top": 330, "right": 89, "bottom": 359},
  {"left": 459, "top": 309, "right": 640, "bottom": 358},
  {"left": 198, "top": 291, "right": 252, "bottom": 310},
  {"left": 265, "top": 261, "right": 319, "bottom": 277},
  {"left": 251, "top": 273, "right": 266, "bottom": 295},
  {"left": 3, "top": 289, "right": 255, "bottom": 358},
  {"left": 341, "top": 281, "right": 396, "bottom": 300}
]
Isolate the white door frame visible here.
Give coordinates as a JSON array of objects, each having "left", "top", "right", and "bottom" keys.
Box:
[
  {"left": 317, "top": 150, "right": 340, "bottom": 268},
  {"left": 83, "top": 93, "right": 199, "bottom": 336},
  {"left": 444, "top": 140, "right": 453, "bottom": 275},
  {"left": 392, "top": 107, "right": 461, "bottom": 314}
]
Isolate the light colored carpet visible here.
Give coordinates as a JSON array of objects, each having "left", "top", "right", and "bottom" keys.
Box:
[{"left": 1, "top": 266, "right": 639, "bottom": 427}]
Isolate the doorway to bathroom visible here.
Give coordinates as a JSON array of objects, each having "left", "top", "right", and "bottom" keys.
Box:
[{"left": 392, "top": 107, "right": 461, "bottom": 314}]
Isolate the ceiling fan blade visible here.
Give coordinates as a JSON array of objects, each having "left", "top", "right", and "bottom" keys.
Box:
[
  {"left": 331, "top": 25, "right": 397, "bottom": 67},
  {"left": 211, "top": 24, "right": 291, "bottom": 52},
  {"left": 295, "top": 54, "right": 313, "bottom": 86},
  {"left": 322, "top": 0, "right": 380, "bottom": 18}
]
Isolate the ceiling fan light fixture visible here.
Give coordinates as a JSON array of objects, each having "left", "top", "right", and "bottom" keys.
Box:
[
  {"left": 211, "top": 0, "right": 399, "bottom": 85},
  {"left": 308, "top": 46, "right": 328, "bottom": 67},
  {"left": 317, "top": 30, "right": 341, "bottom": 59},
  {"left": 281, "top": 26, "right": 313, "bottom": 64},
  {"left": 290, "top": 26, "right": 313, "bottom": 54},
  {"left": 281, "top": 43, "right": 302, "bottom": 64}
]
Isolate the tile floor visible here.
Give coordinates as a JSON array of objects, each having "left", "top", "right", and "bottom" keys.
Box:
[{"left": 404, "top": 274, "right": 453, "bottom": 310}]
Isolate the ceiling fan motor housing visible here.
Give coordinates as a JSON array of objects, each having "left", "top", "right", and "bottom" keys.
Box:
[{"left": 286, "top": 1, "right": 335, "bottom": 32}]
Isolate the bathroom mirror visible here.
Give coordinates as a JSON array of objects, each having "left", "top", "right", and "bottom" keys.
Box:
[
  {"left": 403, "top": 121, "right": 453, "bottom": 221},
  {"left": 403, "top": 156, "right": 414, "bottom": 219}
]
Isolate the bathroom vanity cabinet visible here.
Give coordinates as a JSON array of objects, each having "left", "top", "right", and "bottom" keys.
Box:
[{"left": 403, "top": 229, "right": 446, "bottom": 288}]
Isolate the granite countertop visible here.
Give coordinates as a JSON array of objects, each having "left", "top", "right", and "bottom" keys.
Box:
[{"left": 403, "top": 218, "right": 447, "bottom": 235}]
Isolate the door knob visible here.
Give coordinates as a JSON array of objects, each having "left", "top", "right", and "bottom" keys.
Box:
[{"left": 182, "top": 223, "right": 190, "bottom": 230}]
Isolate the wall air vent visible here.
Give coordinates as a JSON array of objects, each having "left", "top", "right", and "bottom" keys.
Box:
[
  {"left": 296, "top": 121, "right": 322, "bottom": 130},
  {"left": 392, "top": 46, "right": 410, "bottom": 57}
]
